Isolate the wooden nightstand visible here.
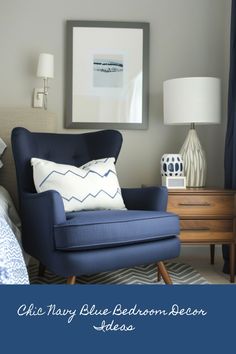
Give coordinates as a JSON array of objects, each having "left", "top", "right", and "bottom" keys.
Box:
[{"left": 167, "top": 188, "right": 236, "bottom": 282}]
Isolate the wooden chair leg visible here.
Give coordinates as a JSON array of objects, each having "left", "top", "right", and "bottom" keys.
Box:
[
  {"left": 157, "top": 261, "right": 173, "bottom": 285},
  {"left": 67, "top": 276, "right": 77, "bottom": 285},
  {"left": 38, "top": 262, "right": 46, "bottom": 277},
  {"left": 210, "top": 244, "right": 215, "bottom": 265}
]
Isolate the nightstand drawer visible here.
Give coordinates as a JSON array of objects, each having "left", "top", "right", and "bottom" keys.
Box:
[
  {"left": 168, "top": 195, "right": 234, "bottom": 217},
  {"left": 180, "top": 231, "right": 235, "bottom": 243},
  {"left": 180, "top": 219, "right": 233, "bottom": 232}
]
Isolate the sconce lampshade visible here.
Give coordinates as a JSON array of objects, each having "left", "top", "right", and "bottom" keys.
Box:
[{"left": 37, "top": 53, "right": 54, "bottom": 79}]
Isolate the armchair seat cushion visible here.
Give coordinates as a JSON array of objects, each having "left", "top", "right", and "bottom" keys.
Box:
[{"left": 54, "top": 210, "right": 179, "bottom": 251}]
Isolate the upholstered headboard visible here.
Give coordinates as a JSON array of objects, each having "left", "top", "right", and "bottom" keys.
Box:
[{"left": 0, "top": 108, "right": 56, "bottom": 206}]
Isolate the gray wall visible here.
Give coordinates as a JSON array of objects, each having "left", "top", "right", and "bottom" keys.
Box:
[{"left": 0, "top": 0, "right": 231, "bottom": 188}]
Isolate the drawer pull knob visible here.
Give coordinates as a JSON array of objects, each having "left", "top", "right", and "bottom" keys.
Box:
[
  {"left": 178, "top": 203, "right": 211, "bottom": 207},
  {"left": 181, "top": 227, "right": 210, "bottom": 232}
]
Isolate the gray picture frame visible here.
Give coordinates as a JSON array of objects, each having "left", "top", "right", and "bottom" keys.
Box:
[{"left": 65, "top": 20, "right": 149, "bottom": 130}]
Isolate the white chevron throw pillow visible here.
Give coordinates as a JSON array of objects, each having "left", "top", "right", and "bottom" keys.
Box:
[{"left": 31, "top": 157, "right": 126, "bottom": 212}]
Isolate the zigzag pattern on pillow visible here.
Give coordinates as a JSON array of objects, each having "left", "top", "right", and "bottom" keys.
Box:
[
  {"left": 39, "top": 168, "right": 117, "bottom": 188},
  {"left": 62, "top": 188, "right": 121, "bottom": 203},
  {"left": 31, "top": 157, "right": 126, "bottom": 212}
]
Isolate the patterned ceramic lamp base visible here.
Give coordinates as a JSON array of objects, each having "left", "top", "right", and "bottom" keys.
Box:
[{"left": 180, "top": 128, "right": 206, "bottom": 187}]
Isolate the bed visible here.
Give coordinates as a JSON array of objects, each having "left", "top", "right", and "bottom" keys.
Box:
[{"left": 0, "top": 186, "right": 29, "bottom": 284}]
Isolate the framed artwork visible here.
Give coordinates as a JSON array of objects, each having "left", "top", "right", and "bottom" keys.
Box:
[{"left": 65, "top": 20, "right": 149, "bottom": 129}]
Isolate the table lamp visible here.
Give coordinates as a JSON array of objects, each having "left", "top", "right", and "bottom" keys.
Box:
[{"left": 163, "top": 77, "right": 221, "bottom": 187}]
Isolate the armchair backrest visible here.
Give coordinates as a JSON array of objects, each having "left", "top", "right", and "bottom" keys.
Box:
[{"left": 11, "top": 127, "right": 123, "bottom": 201}]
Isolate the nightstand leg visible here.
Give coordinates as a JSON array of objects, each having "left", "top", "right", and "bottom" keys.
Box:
[
  {"left": 229, "top": 243, "right": 235, "bottom": 283},
  {"left": 210, "top": 244, "right": 215, "bottom": 265}
]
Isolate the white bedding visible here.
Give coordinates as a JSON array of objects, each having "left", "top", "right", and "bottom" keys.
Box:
[{"left": 0, "top": 186, "right": 29, "bottom": 284}]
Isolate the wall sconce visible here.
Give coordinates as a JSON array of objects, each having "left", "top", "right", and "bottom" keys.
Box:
[{"left": 34, "top": 53, "right": 54, "bottom": 110}]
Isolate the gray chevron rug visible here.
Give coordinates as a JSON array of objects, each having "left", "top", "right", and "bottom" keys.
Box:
[{"left": 28, "top": 262, "right": 208, "bottom": 285}]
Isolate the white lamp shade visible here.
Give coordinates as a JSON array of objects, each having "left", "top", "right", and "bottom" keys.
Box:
[
  {"left": 37, "top": 53, "right": 54, "bottom": 79},
  {"left": 163, "top": 77, "right": 221, "bottom": 125}
]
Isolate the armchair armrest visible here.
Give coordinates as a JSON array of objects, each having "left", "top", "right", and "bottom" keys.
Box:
[
  {"left": 121, "top": 186, "right": 168, "bottom": 211},
  {"left": 20, "top": 190, "right": 66, "bottom": 262},
  {"left": 22, "top": 190, "right": 66, "bottom": 225}
]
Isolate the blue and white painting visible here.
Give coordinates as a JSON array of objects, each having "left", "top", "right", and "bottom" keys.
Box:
[{"left": 93, "top": 54, "right": 123, "bottom": 88}]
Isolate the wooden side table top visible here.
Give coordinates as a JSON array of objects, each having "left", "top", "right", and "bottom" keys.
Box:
[{"left": 167, "top": 188, "right": 235, "bottom": 195}]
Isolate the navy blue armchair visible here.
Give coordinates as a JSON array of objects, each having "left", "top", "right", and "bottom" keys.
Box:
[{"left": 12, "top": 127, "right": 180, "bottom": 284}]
